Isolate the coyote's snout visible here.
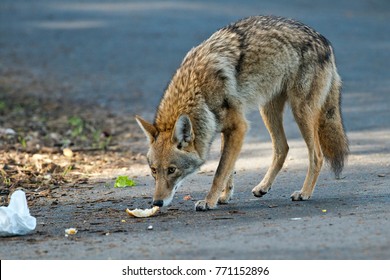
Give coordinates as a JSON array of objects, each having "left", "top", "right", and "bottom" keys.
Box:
[{"left": 136, "top": 16, "right": 349, "bottom": 211}]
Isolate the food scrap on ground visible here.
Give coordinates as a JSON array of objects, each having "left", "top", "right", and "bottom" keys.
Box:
[
  {"left": 65, "top": 228, "right": 77, "bottom": 236},
  {"left": 126, "top": 206, "right": 160, "bottom": 218}
]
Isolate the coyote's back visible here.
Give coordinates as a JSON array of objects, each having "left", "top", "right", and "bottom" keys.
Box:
[{"left": 136, "top": 16, "right": 349, "bottom": 210}]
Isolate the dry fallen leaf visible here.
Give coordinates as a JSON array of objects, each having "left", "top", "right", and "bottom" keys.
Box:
[{"left": 63, "top": 148, "right": 73, "bottom": 158}]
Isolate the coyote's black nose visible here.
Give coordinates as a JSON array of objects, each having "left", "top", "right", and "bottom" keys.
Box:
[{"left": 153, "top": 200, "right": 164, "bottom": 207}]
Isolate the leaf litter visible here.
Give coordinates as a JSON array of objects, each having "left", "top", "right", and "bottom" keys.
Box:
[{"left": 0, "top": 87, "right": 146, "bottom": 206}]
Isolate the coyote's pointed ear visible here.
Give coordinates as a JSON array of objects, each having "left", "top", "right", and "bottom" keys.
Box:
[
  {"left": 135, "top": 115, "right": 158, "bottom": 143},
  {"left": 172, "top": 115, "right": 194, "bottom": 149}
]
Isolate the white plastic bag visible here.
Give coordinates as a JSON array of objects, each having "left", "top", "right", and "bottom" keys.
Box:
[{"left": 0, "top": 190, "right": 36, "bottom": 236}]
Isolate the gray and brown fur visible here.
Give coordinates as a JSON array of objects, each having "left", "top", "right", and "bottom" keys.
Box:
[{"left": 136, "top": 16, "right": 349, "bottom": 211}]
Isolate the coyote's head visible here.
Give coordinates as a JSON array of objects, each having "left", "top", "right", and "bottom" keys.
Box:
[{"left": 136, "top": 115, "right": 203, "bottom": 207}]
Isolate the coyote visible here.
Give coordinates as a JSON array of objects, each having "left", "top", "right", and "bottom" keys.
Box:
[{"left": 136, "top": 16, "right": 349, "bottom": 211}]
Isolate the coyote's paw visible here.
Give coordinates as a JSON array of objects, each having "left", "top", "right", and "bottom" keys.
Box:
[
  {"left": 252, "top": 185, "right": 270, "bottom": 198},
  {"left": 218, "top": 196, "right": 230, "bottom": 204},
  {"left": 290, "top": 191, "right": 311, "bottom": 201},
  {"left": 218, "top": 187, "right": 234, "bottom": 204},
  {"left": 195, "top": 200, "right": 215, "bottom": 211}
]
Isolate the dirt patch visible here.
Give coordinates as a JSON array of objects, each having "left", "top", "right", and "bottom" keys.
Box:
[{"left": 0, "top": 75, "right": 147, "bottom": 207}]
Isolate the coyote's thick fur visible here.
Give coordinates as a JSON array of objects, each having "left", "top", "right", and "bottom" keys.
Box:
[{"left": 136, "top": 16, "right": 349, "bottom": 211}]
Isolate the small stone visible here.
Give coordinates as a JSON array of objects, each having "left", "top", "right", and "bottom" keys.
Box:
[{"left": 290, "top": 217, "right": 302, "bottom": 221}]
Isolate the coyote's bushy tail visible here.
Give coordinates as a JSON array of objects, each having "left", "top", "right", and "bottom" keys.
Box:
[{"left": 318, "top": 75, "right": 349, "bottom": 179}]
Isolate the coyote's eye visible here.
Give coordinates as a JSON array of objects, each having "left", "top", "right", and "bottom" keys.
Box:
[
  {"left": 167, "top": 167, "right": 176, "bottom": 175},
  {"left": 151, "top": 167, "right": 157, "bottom": 175}
]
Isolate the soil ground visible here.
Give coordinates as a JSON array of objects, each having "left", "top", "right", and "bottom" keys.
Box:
[{"left": 1, "top": 0, "right": 389, "bottom": 260}]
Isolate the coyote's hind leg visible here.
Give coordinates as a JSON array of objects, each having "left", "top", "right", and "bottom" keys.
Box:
[
  {"left": 252, "top": 93, "right": 289, "bottom": 197},
  {"left": 290, "top": 102, "right": 324, "bottom": 201}
]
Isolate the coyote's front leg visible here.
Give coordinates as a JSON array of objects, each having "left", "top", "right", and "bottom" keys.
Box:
[
  {"left": 218, "top": 133, "right": 234, "bottom": 204},
  {"left": 218, "top": 173, "right": 234, "bottom": 204},
  {"left": 195, "top": 115, "right": 247, "bottom": 211}
]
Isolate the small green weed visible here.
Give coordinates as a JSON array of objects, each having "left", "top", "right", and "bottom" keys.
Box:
[
  {"left": 114, "top": 176, "right": 136, "bottom": 188},
  {"left": 68, "top": 116, "right": 84, "bottom": 138}
]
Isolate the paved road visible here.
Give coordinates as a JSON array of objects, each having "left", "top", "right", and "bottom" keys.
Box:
[{"left": 1, "top": 0, "right": 389, "bottom": 259}]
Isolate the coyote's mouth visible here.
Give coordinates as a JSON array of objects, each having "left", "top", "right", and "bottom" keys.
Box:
[{"left": 153, "top": 180, "right": 183, "bottom": 207}]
